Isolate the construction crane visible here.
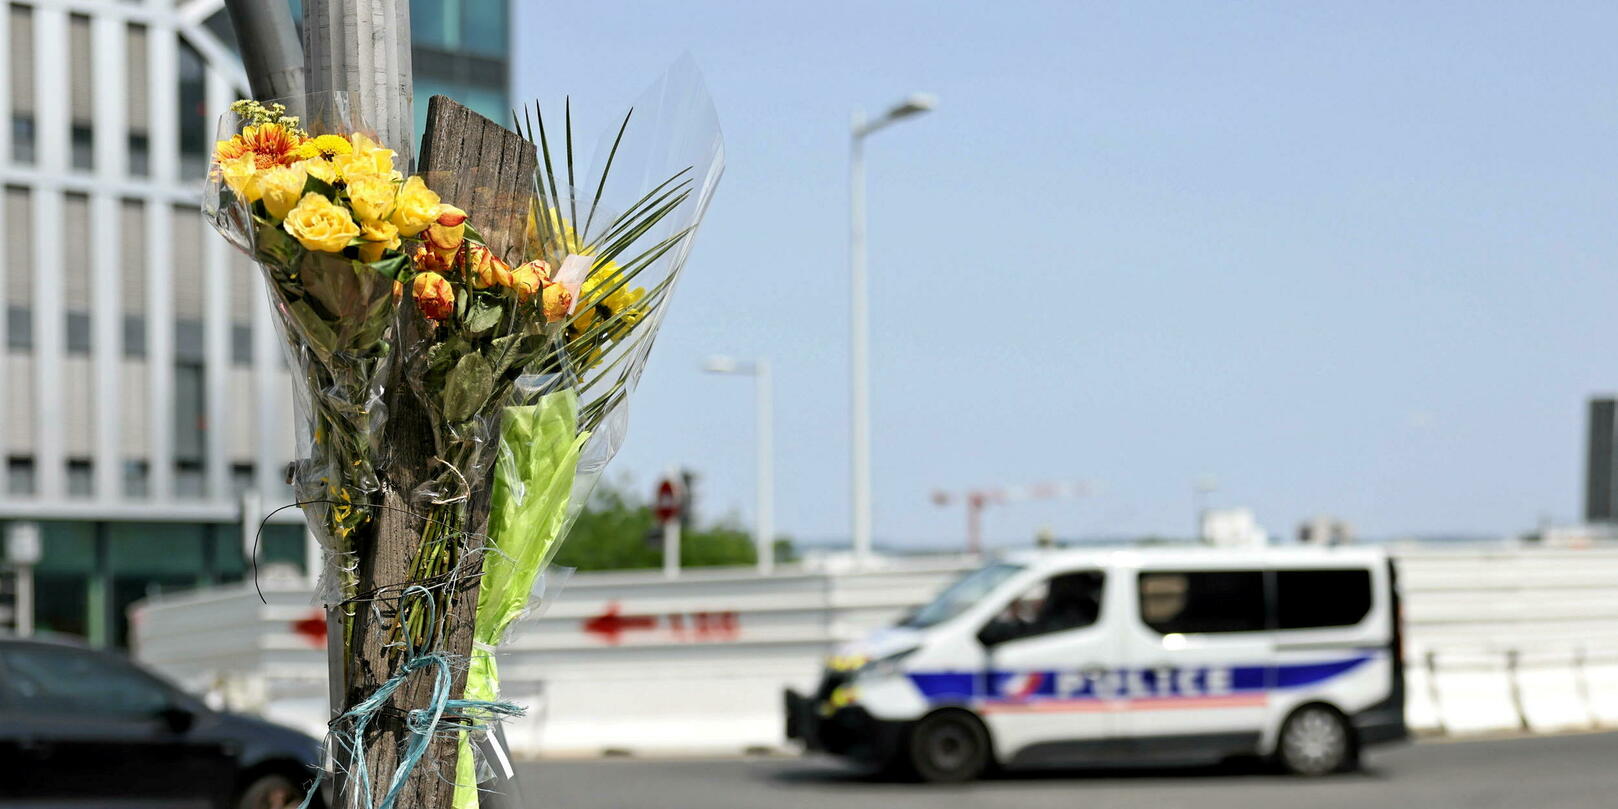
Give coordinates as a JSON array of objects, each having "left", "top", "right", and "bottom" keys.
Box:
[{"left": 931, "top": 481, "right": 1090, "bottom": 556}]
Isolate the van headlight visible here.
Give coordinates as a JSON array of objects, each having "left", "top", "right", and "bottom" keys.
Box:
[{"left": 857, "top": 648, "right": 918, "bottom": 681}]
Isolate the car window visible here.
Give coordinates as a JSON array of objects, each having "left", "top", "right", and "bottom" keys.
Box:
[
  {"left": 1139, "top": 570, "right": 1266, "bottom": 634},
  {"left": 979, "top": 570, "right": 1105, "bottom": 645},
  {"left": 1276, "top": 569, "right": 1373, "bottom": 629},
  {"left": 903, "top": 563, "right": 1024, "bottom": 629},
  {"left": 0, "top": 645, "right": 174, "bottom": 718}
]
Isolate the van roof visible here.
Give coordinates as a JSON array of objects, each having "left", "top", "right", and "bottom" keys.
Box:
[{"left": 997, "top": 545, "right": 1387, "bottom": 571}]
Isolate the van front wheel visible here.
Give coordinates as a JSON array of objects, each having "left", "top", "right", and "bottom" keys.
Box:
[
  {"left": 1277, "top": 705, "right": 1355, "bottom": 776},
  {"left": 907, "top": 711, "right": 990, "bottom": 783}
]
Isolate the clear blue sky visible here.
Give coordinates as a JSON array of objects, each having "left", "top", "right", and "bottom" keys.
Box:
[{"left": 513, "top": 0, "right": 1618, "bottom": 550}]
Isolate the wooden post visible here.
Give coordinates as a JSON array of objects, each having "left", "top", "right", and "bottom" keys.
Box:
[
  {"left": 338, "top": 97, "right": 537, "bottom": 808},
  {"left": 295, "top": 2, "right": 413, "bottom": 805},
  {"left": 302, "top": 0, "right": 416, "bottom": 167}
]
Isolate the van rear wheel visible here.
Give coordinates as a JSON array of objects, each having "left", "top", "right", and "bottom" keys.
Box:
[
  {"left": 1277, "top": 705, "right": 1355, "bottom": 776},
  {"left": 907, "top": 711, "right": 990, "bottom": 783}
]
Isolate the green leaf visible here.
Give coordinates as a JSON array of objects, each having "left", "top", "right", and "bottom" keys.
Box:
[
  {"left": 366, "top": 251, "right": 410, "bottom": 280},
  {"left": 443, "top": 351, "right": 495, "bottom": 423},
  {"left": 485, "top": 333, "right": 526, "bottom": 382},
  {"left": 464, "top": 295, "right": 505, "bottom": 335},
  {"left": 286, "top": 299, "right": 338, "bottom": 361},
  {"left": 301, "top": 173, "right": 337, "bottom": 200},
  {"left": 463, "top": 222, "right": 486, "bottom": 244},
  {"left": 302, "top": 257, "right": 384, "bottom": 321},
  {"left": 254, "top": 221, "right": 301, "bottom": 268}
]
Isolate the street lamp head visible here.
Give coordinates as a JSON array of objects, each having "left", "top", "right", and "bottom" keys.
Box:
[
  {"left": 703, "top": 355, "right": 739, "bottom": 374},
  {"left": 887, "top": 93, "right": 937, "bottom": 121}
]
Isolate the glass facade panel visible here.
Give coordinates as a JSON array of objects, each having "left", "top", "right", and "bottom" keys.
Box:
[{"left": 461, "top": 0, "right": 508, "bottom": 58}]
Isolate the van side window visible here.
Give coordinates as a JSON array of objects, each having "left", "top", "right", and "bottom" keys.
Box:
[
  {"left": 1138, "top": 570, "right": 1265, "bottom": 634},
  {"left": 1276, "top": 569, "right": 1372, "bottom": 629},
  {"left": 978, "top": 571, "right": 1105, "bottom": 645}
]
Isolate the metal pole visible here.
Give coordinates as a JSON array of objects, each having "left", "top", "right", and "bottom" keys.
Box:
[
  {"left": 663, "top": 516, "right": 682, "bottom": 579},
  {"left": 15, "top": 565, "right": 32, "bottom": 638},
  {"left": 850, "top": 115, "right": 871, "bottom": 567},
  {"left": 223, "top": 0, "right": 305, "bottom": 100},
  {"left": 756, "top": 360, "right": 775, "bottom": 574}
]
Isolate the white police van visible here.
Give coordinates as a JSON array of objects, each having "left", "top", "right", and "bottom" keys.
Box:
[{"left": 786, "top": 547, "right": 1406, "bottom": 781}]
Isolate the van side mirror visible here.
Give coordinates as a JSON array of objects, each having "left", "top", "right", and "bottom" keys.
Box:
[{"left": 978, "top": 618, "right": 1020, "bottom": 647}]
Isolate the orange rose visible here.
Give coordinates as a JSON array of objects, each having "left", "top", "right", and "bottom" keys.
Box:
[
  {"left": 425, "top": 205, "right": 467, "bottom": 265},
  {"left": 412, "top": 272, "right": 454, "bottom": 321},
  {"left": 411, "top": 244, "right": 450, "bottom": 275},
  {"left": 540, "top": 279, "right": 572, "bottom": 323},
  {"left": 465, "top": 243, "right": 514, "bottom": 289},
  {"left": 509, "top": 260, "right": 547, "bottom": 303}
]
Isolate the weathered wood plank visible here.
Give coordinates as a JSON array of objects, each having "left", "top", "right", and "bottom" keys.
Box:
[{"left": 341, "top": 94, "right": 538, "bottom": 809}]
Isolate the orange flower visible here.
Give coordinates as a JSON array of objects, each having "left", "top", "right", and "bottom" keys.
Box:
[
  {"left": 425, "top": 206, "right": 467, "bottom": 265},
  {"left": 465, "top": 243, "right": 513, "bottom": 289},
  {"left": 509, "top": 260, "right": 547, "bottom": 303},
  {"left": 214, "top": 123, "right": 303, "bottom": 170},
  {"left": 411, "top": 246, "right": 451, "bottom": 280},
  {"left": 412, "top": 272, "right": 454, "bottom": 321},
  {"left": 540, "top": 279, "right": 572, "bottom": 323}
]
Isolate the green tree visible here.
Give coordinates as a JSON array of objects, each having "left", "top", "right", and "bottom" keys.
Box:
[{"left": 552, "top": 480, "right": 787, "bottom": 572}]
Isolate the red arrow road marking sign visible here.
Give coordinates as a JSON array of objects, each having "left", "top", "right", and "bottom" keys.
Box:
[
  {"left": 291, "top": 610, "right": 327, "bottom": 648},
  {"left": 582, "top": 602, "right": 658, "bottom": 644}
]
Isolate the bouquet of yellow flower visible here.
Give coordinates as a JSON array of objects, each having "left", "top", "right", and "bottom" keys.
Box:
[{"left": 204, "top": 69, "right": 723, "bottom": 809}]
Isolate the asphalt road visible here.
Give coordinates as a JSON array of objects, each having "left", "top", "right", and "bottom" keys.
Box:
[{"left": 515, "top": 731, "right": 1618, "bottom": 809}]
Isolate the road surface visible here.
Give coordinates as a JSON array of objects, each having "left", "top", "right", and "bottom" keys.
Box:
[{"left": 516, "top": 731, "right": 1618, "bottom": 809}]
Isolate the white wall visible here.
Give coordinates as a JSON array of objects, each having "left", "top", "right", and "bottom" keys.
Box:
[{"left": 131, "top": 547, "right": 1618, "bottom": 755}]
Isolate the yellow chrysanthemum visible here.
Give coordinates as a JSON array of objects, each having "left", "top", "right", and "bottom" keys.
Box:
[{"left": 293, "top": 134, "right": 353, "bottom": 161}]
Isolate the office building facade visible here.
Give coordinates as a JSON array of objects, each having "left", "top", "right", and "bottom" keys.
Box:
[{"left": 0, "top": 0, "right": 509, "bottom": 646}]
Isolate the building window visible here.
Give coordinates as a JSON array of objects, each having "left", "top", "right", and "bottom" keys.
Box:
[
  {"left": 71, "top": 124, "right": 93, "bottom": 171},
  {"left": 66, "top": 459, "right": 93, "bottom": 498},
  {"left": 11, "top": 116, "right": 36, "bottom": 164},
  {"left": 6, "top": 457, "right": 34, "bottom": 496},
  {"left": 123, "top": 460, "right": 149, "bottom": 498},
  {"left": 1139, "top": 570, "right": 1267, "bottom": 634},
  {"left": 177, "top": 39, "right": 208, "bottom": 181}
]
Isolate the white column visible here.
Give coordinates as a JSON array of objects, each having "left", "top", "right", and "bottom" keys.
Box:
[
  {"left": 90, "top": 14, "right": 129, "bottom": 502},
  {"left": 202, "top": 71, "right": 232, "bottom": 501},
  {"left": 31, "top": 6, "right": 70, "bottom": 499},
  {"left": 145, "top": 22, "right": 178, "bottom": 500}
]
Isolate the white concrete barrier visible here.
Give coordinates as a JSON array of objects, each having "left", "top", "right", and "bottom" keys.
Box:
[{"left": 130, "top": 546, "right": 1618, "bottom": 755}]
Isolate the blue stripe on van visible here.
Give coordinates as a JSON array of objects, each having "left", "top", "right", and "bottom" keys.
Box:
[{"left": 907, "top": 654, "right": 1375, "bottom": 704}]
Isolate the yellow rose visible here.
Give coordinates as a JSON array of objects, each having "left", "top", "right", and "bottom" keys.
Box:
[
  {"left": 356, "top": 220, "right": 401, "bottom": 263},
  {"left": 390, "top": 176, "right": 441, "bottom": 237},
  {"left": 345, "top": 174, "right": 396, "bottom": 223},
  {"left": 282, "top": 193, "right": 360, "bottom": 253},
  {"left": 258, "top": 164, "right": 308, "bottom": 221},
  {"left": 297, "top": 157, "right": 338, "bottom": 185},
  {"left": 412, "top": 271, "right": 455, "bottom": 321},
  {"left": 218, "top": 153, "right": 262, "bottom": 204},
  {"left": 348, "top": 132, "right": 398, "bottom": 178}
]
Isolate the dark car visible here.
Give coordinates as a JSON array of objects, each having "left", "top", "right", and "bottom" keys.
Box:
[{"left": 0, "top": 634, "right": 325, "bottom": 808}]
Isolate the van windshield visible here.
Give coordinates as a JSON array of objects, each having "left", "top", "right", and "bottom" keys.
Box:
[{"left": 902, "top": 563, "right": 1025, "bottom": 629}]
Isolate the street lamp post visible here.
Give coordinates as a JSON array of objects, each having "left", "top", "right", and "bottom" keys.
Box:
[
  {"left": 704, "top": 356, "right": 775, "bottom": 574},
  {"left": 850, "top": 93, "right": 935, "bottom": 567}
]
